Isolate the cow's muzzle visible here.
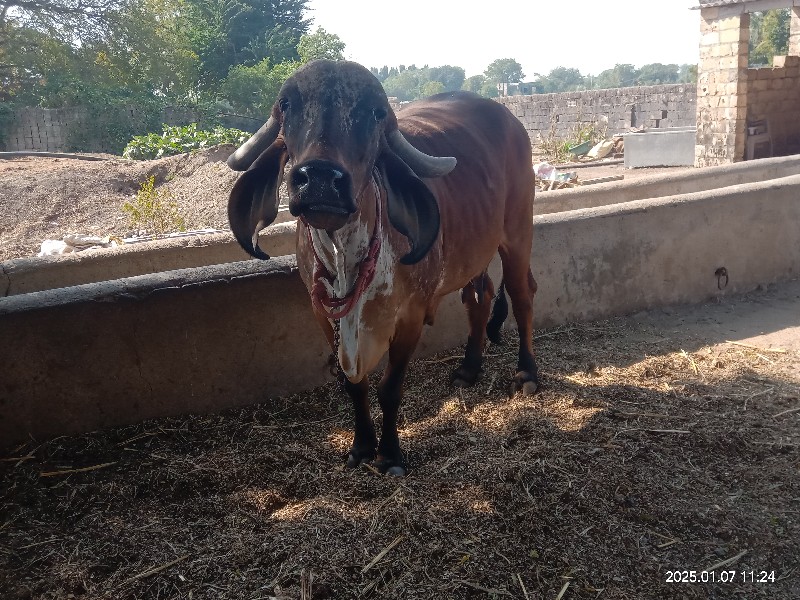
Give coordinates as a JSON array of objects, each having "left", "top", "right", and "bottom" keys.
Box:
[{"left": 288, "top": 159, "right": 355, "bottom": 230}]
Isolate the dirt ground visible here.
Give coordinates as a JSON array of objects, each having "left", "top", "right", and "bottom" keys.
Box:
[
  {"left": 0, "top": 146, "right": 241, "bottom": 262},
  {"left": 1, "top": 278, "right": 799, "bottom": 599},
  {"left": 0, "top": 149, "right": 687, "bottom": 263}
]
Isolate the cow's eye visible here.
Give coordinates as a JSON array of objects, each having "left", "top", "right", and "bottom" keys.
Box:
[
  {"left": 278, "top": 98, "right": 290, "bottom": 112},
  {"left": 373, "top": 107, "right": 387, "bottom": 122}
]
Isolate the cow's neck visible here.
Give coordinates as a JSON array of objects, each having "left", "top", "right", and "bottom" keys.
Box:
[{"left": 309, "top": 190, "right": 377, "bottom": 300}]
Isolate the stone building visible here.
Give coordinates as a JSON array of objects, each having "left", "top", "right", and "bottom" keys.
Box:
[{"left": 694, "top": 0, "right": 800, "bottom": 166}]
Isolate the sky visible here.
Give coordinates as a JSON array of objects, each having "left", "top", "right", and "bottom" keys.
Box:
[{"left": 304, "top": 0, "right": 702, "bottom": 79}]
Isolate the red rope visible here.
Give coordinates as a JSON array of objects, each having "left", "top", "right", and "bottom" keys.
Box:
[{"left": 303, "top": 184, "right": 382, "bottom": 320}]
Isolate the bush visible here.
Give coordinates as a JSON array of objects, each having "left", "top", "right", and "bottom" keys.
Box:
[
  {"left": 121, "top": 175, "right": 186, "bottom": 235},
  {"left": 122, "top": 123, "right": 250, "bottom": 160}
]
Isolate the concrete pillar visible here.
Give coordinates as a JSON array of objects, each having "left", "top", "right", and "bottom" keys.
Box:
[
  {"left": 789, "top": 6, "right": 800, "bottom": 56},
  {"left": 695, "top": 8, "right": 750, "bottom": 166}
]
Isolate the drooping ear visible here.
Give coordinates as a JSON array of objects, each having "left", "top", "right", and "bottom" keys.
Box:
[
  {"left": 227, "top": 140, "right": 288, "bottom": 259},
  {"left": 378, "top": 147, "right": 441, "bottom": 265}
]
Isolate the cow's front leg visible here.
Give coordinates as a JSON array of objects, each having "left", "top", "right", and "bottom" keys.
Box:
[
  {"left": 345, "top": 377, "right": 377, "bottom": 467},
  {"left": 375, "top": 317, "right": 424, "bottom": 476}
]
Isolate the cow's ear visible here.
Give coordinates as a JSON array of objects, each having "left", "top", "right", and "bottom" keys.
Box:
[
  {"left": 227, "top": 140, "right": 288, "bottom": 259},
  {"left": 378, "top": 148, "right": 441, "bottom": 265}
]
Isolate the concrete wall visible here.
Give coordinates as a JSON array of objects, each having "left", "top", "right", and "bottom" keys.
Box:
[
  {"left": 623, "top": 127, "right": 696, "bottom": 168},
  {"left": 747, "top": 56, "right": 800, "bottom": 156},
  {"left": 536, "top": 153, "right": 800, "bottom": 214},
  {"left": 496, "top": 84, "right": 696, "bottom": 142},
  {"left": 2, "top": 174, "right": 800, "bottom": 447}
]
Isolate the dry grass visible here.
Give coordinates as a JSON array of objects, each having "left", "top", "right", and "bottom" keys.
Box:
[{"left": 2, "top": 298, "right": 799, "bottom": 599}]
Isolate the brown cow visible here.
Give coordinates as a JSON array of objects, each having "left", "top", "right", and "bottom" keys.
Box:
[{"left": 228, "top": 60, "right": 538, "bottom": 475}]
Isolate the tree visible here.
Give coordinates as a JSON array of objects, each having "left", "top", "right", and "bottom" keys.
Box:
[
  {"left": 461, "top": 74, "right": 485, "bottom": 94},
  {"left": 592, "top": 64, "right": 636, "bottom": 90},
  {"left": 537, "top": 66, "right": 584, "bottom": 93},
  {"left": 382, "top": 69, "right": 421, "bottom": 101},
  {"left": 222, "top": 58, "right": 299, "bottom": 115},
  {"left": 636, "top": 63, "right": 680, "bottom": 85},
  {"left": 484, "top": 58, "right": 524, "bottom": 95},
  {"left": 426, "top": 65, "right": 464, "bottom": 91},
  {"left": 420, "top": 80, "right": 444, "bottom": 97},
  {"left": 1, "top": 0, "right": 123, "bottom": 46},
  {"left": 182, "top": 0, "right": 309, "bottom": 89},
  {"left": 297, "top": 26, "right": 345, "bottom": 63},
  {"left": 750, "top": 8, "right": 790, "bottom": 66},
  {"left": 678, "top": 63, "right": 697, "bottom": 84}
]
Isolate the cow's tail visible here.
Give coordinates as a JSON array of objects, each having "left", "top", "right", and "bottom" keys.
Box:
[{"left": 486, "top": 281, "right": 508, "bottom": 344}]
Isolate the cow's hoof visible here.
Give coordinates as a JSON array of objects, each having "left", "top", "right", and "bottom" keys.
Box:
[
  {"left": 346, "top": 447, "right": 376, "bottom": 468},
  {"left": 374, "top": 455, "right": 407, "bottom": 477},
  {"left": 510, "top": 371, "right": 540, "bottom": 397},
  {"left": 451, "top": 366, "right": 480, "bottom": 388}
]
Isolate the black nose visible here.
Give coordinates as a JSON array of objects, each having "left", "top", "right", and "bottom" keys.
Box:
[
  {"left": 288, "top": 159, "right": 354, "bottom": 218},
  {"left": 290, "top": 160, "right": 350, "bottom": 199},
  {"left": 292, "top": 163, "right": 344, "bottom": 191}
]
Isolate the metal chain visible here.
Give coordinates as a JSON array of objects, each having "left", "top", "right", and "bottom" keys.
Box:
[{"left": 328, "top": 319, "right": 347, "bottom": 389}]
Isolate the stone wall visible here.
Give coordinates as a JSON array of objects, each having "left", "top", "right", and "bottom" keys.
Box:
[
  {"left": 4, "top": 86, "right": 698, "bottom": 155},
  {"left": 0, "top": 105, "right": 200, "bottom": 154},
  {"left": 747, "top": 56, "right": 800, "bottom": 156},
  {"left": 496, "top": 84, "right": 697, "bottom": 144}
]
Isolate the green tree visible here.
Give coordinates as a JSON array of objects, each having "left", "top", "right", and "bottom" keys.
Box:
[
  {"left": 420, "top": 80, "right": 445, "bottom": 97},
  {"left": 297, "top": 26, "right": 345, "bottom": 62},
  {"left": 382, "top": 69, "right": 421, "bottom": 101},
  {"left": 0, "top": 0, "right": 124, "bottom": 47},
  {"left": 426, "top": 65, "right": 465, "bottom": 91},
  {"left": 592, "top": 64, "right": 637, "bottom": 90},
  {"left": 484, "top": 58, "right": 524, "bottom": 95},
  {"left": 222, "top": 58, "right": 299, "bottom": 115},
  {"left": 183, "top": 0, "right": 309, "bottom": 89},
  {"left": 537, "top": 66, "right": 585, "bottom": 93},
  {"left": 461, "top": 74, "right": 485, "bottom": 94},
  {"left": 636, "top": 63, "right": 680, "bottom": 85},
  {"left": 750, "top": 8, "right": 790, "bottom": 66},
  {"left": 678, "top": 64, "right": 697, "bottom": 83}
]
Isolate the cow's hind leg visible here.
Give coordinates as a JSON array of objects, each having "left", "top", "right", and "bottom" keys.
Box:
[
  {"left": 374, "top": 315, "right": 425, "bottom": 476},
  {"left": 345, "top": 377, "right": 377, "bottom": 467},
  {"left": 452, "top": 272, "right": 495, "bottom": 387},
  {"left": 499, "top": 246, "right": 540, "bottom": 396}
]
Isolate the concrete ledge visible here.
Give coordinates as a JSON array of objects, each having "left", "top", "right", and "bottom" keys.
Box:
[
  {"left": 536, "top": 153, "right": 800, "bottom": 215},
  {"left": 2, "top": 173, "right": 799, "bottom": 446},
  {"left": 1, "top": 221, "right": 297, "bottom": 296}
]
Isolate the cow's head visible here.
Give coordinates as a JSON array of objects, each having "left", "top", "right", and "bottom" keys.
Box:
[{"left": 227, "top": 60, "right": 456, "bottom": 265}]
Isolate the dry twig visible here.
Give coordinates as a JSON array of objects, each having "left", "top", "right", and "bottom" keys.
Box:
[{"left": 361, "top": 536, "right": 404, "bottom": 574}]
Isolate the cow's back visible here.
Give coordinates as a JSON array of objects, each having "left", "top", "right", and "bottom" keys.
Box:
[{"left": 396, "top": 92, "right": 534, "bottom": 293}]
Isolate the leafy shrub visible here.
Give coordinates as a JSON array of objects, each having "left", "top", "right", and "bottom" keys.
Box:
[
  {"left": 122, "top": 123, "right": 249, "bottom": 160},
  {"left": 122, "top": 175, "right": 186, "bottom": 235}
]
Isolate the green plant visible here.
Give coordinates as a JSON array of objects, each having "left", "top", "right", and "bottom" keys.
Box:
[
  {"left": 122, "top": 123, "right": 249, "bottom": 160},
  {"left": 122, "top": 175, "right": 186, "bottom": 234}
]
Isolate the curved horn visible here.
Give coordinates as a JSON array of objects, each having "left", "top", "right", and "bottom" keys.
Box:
[
  {"left": 227, "top": 115, "right": 281, "bottom": 171},
  {"left": 387, "top": 129, "right": 457, "bottom": 178}
]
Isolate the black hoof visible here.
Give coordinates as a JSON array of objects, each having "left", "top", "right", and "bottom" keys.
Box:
[
  {"left": 346, "top": 447, "right": 376, "bottom": 468},
  {"left": 451, "top": 366, "right": 480, "bottom": 388},
  {"left": 374, "top": 455, "right": 407, "bottom": 477},
  {"left": 509, "top": 371, "right": 540, "bottom": 397}
]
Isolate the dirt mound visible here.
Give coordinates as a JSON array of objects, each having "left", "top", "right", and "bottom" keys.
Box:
[{"left": 0, "top": 145, "right": 241, "bottom": 262}]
